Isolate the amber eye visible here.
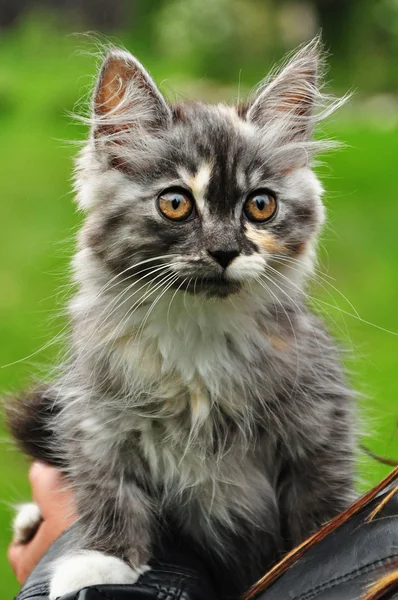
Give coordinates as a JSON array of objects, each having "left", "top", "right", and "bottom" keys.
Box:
[
  {"left": 243, "top": 190, "right": 277, "bottom": 223},
  {"left": 157, "top": 189, "right": 194, "bottom": 222}
]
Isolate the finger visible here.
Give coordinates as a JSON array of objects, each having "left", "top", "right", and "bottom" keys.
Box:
[
  {"left": 29, "top": 462, "right": 77, "bottom": 522},
  {"left": 8, "top": 542, "right": 23, "bottom": 579},
  {"left": 29, "top": 462, "right": 62, "bottom": 502},
  {"left": 8, "top": 518, "right": 70, "bottom": 585},
  {"left": 8, "top": 537, "right": 43, "bottom": 585},
  {"left": 8, "top": 464, "right": 78, "bottom": 585}
]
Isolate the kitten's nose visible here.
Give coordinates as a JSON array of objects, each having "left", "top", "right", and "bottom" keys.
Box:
[{"left": 208, "top": 249, "right": 239, "bottom": 269}]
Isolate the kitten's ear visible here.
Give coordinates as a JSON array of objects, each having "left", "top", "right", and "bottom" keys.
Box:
[
  {"left": 246, "top": 37, "right": 322, "bottom": 139},
  {"left": 92, "top": 49, "right": 171, "bottom": 137}
]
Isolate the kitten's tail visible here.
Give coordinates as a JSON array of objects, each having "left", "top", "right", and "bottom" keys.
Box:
[{"left": 4, "top": 385, "right": 64, "bottom": 468}]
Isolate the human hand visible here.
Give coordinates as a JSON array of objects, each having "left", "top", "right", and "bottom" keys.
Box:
[{"left": 8, "top": 462, "right": 77, "bottom": 585}]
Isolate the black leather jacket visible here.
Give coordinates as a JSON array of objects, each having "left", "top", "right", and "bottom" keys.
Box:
[{"left": 15, "top": 489, "right": 398, "bottom": 600}]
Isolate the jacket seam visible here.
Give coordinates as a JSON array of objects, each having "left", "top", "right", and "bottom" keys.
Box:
[
  {"left": 14, "top": 580, "right": 190, "bottom": 600},
  {"left": 15, "top": 571, "right": 198, "bottom": 600},
  {"left": 148, "top": 566, "right": 199, "bottom": 582},
  {"left": 15, "top": 583, "right": 49, "bottom": 600},
  {"left": 88, "top": 583, "right": 182, "bottom": 600},
  {"left": 292, "top": 553, "right": 398, "bottom": 600},
  {"left": 84, "top": 588, "right": 125, "bottom": 600}
]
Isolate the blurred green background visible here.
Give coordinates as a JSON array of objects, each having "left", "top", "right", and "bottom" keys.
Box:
[{"left": 0, "top": 0, "right": 397, "bottom": 596}]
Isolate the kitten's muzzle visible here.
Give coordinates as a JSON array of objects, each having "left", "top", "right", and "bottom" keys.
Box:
[{"left": 207, "top": 249, "right": 239, "bottom": 269}]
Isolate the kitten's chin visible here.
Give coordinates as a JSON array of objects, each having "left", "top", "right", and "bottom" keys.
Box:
[{"left": 178, "top": 276, "right": 242, "bottom": 298}]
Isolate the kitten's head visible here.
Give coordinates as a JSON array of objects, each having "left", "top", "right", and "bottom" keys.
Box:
[{"left": 75, "top": 38, "right": 341, "bottom": 301}]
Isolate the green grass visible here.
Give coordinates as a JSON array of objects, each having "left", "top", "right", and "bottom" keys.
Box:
[
  {"left": 315, "top": 124, "right": 398, "bottom": 483},
  {"left": 0, "top": 18, "right": 397, "bottom": 598}
]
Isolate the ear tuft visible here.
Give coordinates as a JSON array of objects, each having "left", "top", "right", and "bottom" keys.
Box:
[
  {"left": 92, "top": 49, "right": 171, "bottom": 138},
  {"left": 94, "top": 50, "right": 136, "bottom": 116},
  {"left": 246, "top": 36, "right": 323, "bottom": 139}
]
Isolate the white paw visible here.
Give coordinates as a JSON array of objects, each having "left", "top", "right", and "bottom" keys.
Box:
[
  {"left": 49, "top": 550, "right": 150, "bottom": 599},
  {"left": 13, "top": 502, "right": 42, "bottom": 544}
]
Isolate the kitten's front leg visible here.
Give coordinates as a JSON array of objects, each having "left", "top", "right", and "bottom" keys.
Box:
[
  {"left": 277, "top": 440, "right": 355, "bottom": 548},
  {"left": 49, "top": 477, "right": 152, "bottom": 600}
]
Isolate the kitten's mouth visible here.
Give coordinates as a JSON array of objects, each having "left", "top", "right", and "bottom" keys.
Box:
[{"left": 176, "top": 275, "right": 241, "bottom": 298}]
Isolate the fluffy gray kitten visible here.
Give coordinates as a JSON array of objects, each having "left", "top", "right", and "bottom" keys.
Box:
[{"left": 8, "top": 38, "right": 356, "bottom": 600}]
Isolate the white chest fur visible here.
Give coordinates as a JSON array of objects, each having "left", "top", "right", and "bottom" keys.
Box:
[{"left": 71, "top": 270, "right": 285, "bottom": 530}]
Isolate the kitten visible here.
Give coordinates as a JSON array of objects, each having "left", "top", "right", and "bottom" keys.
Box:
[{"left": 7, "top": 37, "right": 356, "bottom": 600}]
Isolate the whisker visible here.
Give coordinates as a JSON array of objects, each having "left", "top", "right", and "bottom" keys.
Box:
[
  {"left": 135, "top": 275, "right": 181, "bottom": 346},
  {"left": 272, "top": 255, "right": 360, "bottom": 318},
  {"left": 88, "top": 272, "right": 178, "bottom": 392},
  {"left": 270, "top": 257, "right": 397, "bottom": 337},
  {"left": 314, "top": 300, "right": 398, "bottom": 337},
  {"left": 73, "top": 266, "right": 177, "bottom": 370},
  {"left": 265, "top": 262, "right": 353, "bottom": 344},
  {"left": 254, "top": 276, "right": 300, "bottom": 436},
  {"left": 167, "top": 278, "right": 188, "bottom": 334}
]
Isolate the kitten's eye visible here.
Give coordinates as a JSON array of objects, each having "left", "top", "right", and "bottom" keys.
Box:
[
  {"left": 157, "top": 189, "right": 194, "bottom": 222},
  {"left": 244, "top": 191, "right": 277, "bottom": 223}
]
